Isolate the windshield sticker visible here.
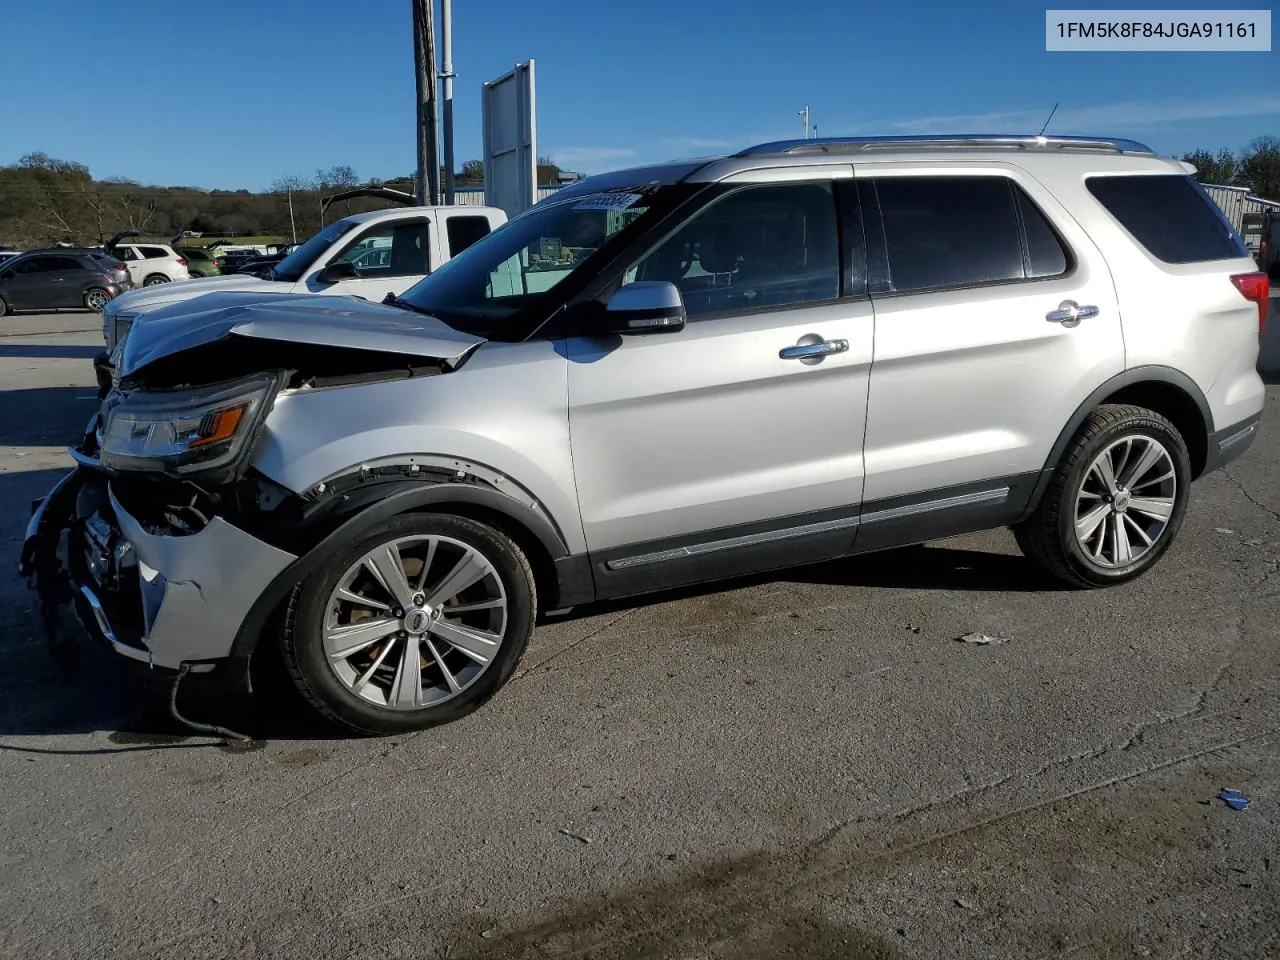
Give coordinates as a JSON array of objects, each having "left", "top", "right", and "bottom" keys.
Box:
[{"left": 572, "top": 193, "right": 642, "bottom": 211}]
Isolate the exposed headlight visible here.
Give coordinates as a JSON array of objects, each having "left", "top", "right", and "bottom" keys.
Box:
[{"left": 100, "top": 371, "right": 283, "bottom": 479}]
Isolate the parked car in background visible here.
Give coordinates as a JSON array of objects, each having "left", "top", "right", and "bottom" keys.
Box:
[
  {"left": 0, "top": 249, "right": 132, "bottom": 315},
  {"left": 1258, "top": 211, "right": 1279, "bottom": 278},
  {"left": 27, "top": 134, "right": 1267, "bottom": 735},
  {"left": 177, "top": 246, "right": 222, "bottom": 278},
  {"left": 218, "top": 249, "right": 272, "bottom": 275},
  {"left": 110, "top": 242, "right": 191, "bottom": 286},
  {"left": 94, "top": 204, "right": 508, "bottom": 395}
]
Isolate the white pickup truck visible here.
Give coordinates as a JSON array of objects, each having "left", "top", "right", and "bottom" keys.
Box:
[{"left": 96, "top": 203, "right": 508, "bottom": 394}]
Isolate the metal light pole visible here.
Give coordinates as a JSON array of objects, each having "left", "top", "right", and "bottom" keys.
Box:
[
  {"left": 412, "top": 0, "right": 440, "bottom": 206},
  {"left": 441, "top": 0, "right": 455, "bottom": 205},
  {"left": 799, "top": 106, "right": 809, "bottom": 140}
]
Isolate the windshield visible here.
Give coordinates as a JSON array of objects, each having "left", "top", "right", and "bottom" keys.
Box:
[
  {"left": 397, "top": 188, "right": 677, "bottom": 339},
  {"left": 271, "top": 218, "right": 356, "bottom": 282}
]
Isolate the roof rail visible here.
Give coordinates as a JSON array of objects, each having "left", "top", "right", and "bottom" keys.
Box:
[{"left": 736, "top": 134, "right": 1156, "bottom": 157}]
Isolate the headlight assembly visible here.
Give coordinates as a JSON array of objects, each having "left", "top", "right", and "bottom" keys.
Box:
[{"left": 100, "top": 371, "right": 285, "bottom": 481}]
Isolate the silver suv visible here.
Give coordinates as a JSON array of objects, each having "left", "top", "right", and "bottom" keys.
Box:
[{"left": 22, "top": 135, "right": 1270, "bottom": 736}]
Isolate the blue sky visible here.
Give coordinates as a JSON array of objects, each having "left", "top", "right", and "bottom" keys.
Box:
[{"left": 1, "top": 0, "right": 1275, "bottom": 190}]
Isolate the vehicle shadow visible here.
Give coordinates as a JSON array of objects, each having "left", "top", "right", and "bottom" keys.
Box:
[
  {"left": 0, "top": 344, "right": 103, "bottom": 360},
  {"left": 544, "top": 541, "right": 1064, "bottom": 628},
  {"left": 0, "top": 386, "right": 98, "bottom": 445}
]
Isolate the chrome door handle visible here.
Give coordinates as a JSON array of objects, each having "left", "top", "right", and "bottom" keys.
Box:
[
  {"left": 779, "top": 339, "right": 849, "bottom": 360},
  {"left": 1045, "top": 300, "right": 1099, "bottom": 326}
]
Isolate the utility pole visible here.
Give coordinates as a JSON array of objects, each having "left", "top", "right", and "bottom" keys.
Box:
[
  {"left": 287, "top": 190, "right": 297, "bottom": 244},
  {"left": 799, "top": 106, "right": 810, "bottom": 140},
  {"left": 440, "top": 0, "right": 455, "bottom": 205},
  {"left": 412, "top": 0, "right": 440, "bottom": 206}
]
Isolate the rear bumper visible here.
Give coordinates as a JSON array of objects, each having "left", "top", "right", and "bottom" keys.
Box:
[
  {"left": 1201, "top": 412, "right": 1262, "bottom": 476},
  {"left": 21, "top": 467, "right": 297, "bottom": 672}
]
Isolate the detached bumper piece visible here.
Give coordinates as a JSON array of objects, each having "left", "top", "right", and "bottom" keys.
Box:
[{"left": 20, "top": 467, "right": 297, "bottom": 677}]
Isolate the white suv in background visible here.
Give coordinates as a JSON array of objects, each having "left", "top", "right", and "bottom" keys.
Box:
[{"left": 112, "top": 243, "right": 191, "bottom": 287}]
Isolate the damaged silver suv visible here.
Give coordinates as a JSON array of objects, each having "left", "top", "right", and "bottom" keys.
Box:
[{"left": 21, "top": 135, "right": 1269, "bottom": 735}]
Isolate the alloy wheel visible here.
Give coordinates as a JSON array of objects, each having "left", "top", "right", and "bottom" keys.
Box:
[
  {"left": 322, "top": 535, "right": 508, "bottom": 710},
  {"left": 1073, "top": 434, "right": 1177, "bottom": 568}
]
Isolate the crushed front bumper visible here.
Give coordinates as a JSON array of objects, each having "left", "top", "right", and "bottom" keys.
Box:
[{"left": 20, "top": 467, "right": 297, "bottom": 673}]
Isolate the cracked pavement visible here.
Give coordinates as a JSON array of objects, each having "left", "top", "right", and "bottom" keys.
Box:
[{"left": 1, "top": 307, "right": 1278, "bottom": 959}]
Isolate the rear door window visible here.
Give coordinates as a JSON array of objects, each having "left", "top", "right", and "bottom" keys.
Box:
[
  {"left": 1086, "top": 174, "right": 1249, "bottom": 263},
  {"left": 139, "top": 246, "right": 171, "bottom": 259},
  {"left": 875, "top": 177, "right": 1024, "bottom": 292},
  {"left": 446, "top": 216, "right": 493, "bottom": 257}
]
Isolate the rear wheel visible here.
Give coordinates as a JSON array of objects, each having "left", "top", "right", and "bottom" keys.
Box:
[
  {"left": 83, "top": 288, "right": 110, "bottom": 312},
  {"left": 1015, "top": 404, "right": 1190, "bottom": 588},
  {"left": 281, "top": 512, "right": 536, "bottom": 735},
  {"left": 143, "top": 274, "right": 171, "bottom": 286},
  {"left": 0, "top": 296, "right": 8, "bottom": 317}
]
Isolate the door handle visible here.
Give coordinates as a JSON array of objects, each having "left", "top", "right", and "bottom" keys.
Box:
[
  {"left": 779, "top": 339, "right": 849, "bottom": 361},
  {"left": 1045, "top": 300, "right": 1099, "bottom": 327}
]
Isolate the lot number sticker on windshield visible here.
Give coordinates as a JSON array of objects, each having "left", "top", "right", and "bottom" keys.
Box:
[{"left": 572, "top": 193, "right": 643, "bottom": 211}]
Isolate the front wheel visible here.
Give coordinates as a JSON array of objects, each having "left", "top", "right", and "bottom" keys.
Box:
[
  {"left": 281, "top": 512, "right": 537, "bottom": 735},
  {"left": 1015, "top": 404, "right": 1191, "bottom": 588}
]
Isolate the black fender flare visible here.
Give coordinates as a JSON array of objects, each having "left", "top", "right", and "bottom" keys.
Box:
[
  {"left": 1020, "top": 365, "right": 1213, "bottom": 521},
  {"left": 228, "top": 480, "right": 569, "bottom": 661}
]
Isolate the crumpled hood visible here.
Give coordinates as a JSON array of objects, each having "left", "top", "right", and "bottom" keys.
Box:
[
  {"left": 110, "top": 273, "right": 287, "bottom": 314},
  {"left": 118, "top": 292, "right": 486, "bottom": 377}
]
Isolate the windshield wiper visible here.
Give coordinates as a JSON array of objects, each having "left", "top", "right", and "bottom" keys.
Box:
[{"left": 383, "top": 293, "right": 435, "bottom": 317}]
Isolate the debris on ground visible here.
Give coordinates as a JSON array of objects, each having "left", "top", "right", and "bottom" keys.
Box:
[
  {"left": 1215, "top": 527, "right": 1236, "bottom": 535},
  {"left": 1219, "top": 789, "right": 1251, "bottom": 811},
  {"left": 954, "top": 896, "right": 976, "bottom": 910},
  {"left": 559, "top": 828, "right": 593, "bottom": 844},
  {"left": 956, "top": 632, "right": 1011, "bottom": 645}
]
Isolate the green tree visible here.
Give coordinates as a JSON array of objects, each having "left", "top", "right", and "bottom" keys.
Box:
[
  {"left": 1238, "top": 136, "right": 1280, "bottom": 201},
  {"left": 1181, "top": 148, "right": 1239, "bottom": 185}
]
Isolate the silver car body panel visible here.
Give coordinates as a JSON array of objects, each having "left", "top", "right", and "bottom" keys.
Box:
[
  {"left": 108, "top": 486, "right": 297, "bottom": 669},
  {"left": 253, "top": 339, "right": 588, "bottom": 554},
  {"left": 118, "top": 293, "right": 484, "bottom": 376},
  {"left": 565, "top": 299, "right": 874, "bottom": 551}
]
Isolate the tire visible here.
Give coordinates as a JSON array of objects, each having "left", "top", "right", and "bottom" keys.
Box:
[
  {"left": 281, "top": 512, "right": 537, "bottom": 736},
  {"left": 83, "top": 288, "right": 110, "bottom": 312},
  {"left": 0, "top": 296, "right": 8, "bottom": 318},
  {"left": 143, "top": 274, "right": 171, "bottom": 286},
  {"left": 1015, "top": 404, "right": 1191, "bottom": 588}
]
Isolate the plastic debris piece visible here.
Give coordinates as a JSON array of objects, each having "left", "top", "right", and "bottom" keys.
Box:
[
  {"left": 1219, "top": 789, "right": 1250, "bottom": 811},
  {"left": 956, "top": 632, "right": 1010, "bottom": 645},
  {"left": 1215, "top": 527, "right": 1235, "bottom": 534},
  {"left": 954, "top": 896, "right": 975, "bottom": 910},
  {"left": 559, "top": 828, "right": 593, "bottom": 844}
]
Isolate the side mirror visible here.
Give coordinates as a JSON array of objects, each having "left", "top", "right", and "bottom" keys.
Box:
[
  {"left": 316, "top": 260, "right": 359, "bottom": 285},
  {"left": 604, "top": 281, "right": 686, "bottom": 335}
]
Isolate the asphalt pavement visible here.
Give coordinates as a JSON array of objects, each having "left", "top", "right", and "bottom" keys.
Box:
[{"left": 1, "top": 305, "right": 1278, "bottom": 960}]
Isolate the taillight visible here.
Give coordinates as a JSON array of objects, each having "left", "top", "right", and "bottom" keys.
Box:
[
  {"left": 1231, "top": 271, "right": 1270, "bottom": 335},
  {"left": 176, "top": 257, "right": 187, "bottom": 266}
]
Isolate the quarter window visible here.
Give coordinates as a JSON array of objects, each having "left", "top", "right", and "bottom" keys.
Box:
[
  {"left": 625, "top": 182, "right": 840, "bottom": 318},
  {"left": 1086, "top": 174, "right": 1249, "bottom": 263}
]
